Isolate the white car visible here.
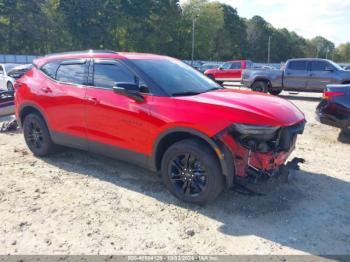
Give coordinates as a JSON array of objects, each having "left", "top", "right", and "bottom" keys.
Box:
[{"left": 0, "top": 64, "right": 19, "bottom": 91}]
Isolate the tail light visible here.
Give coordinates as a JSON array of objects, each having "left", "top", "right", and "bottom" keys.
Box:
[{"left": 323, "top": 91, "right": 345, "bottom": 100}]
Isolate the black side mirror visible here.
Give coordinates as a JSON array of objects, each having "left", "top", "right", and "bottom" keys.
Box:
[{"left": 113, "top": 82, "right": 145, "bottom": 102}]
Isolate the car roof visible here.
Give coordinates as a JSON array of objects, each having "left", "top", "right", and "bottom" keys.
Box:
[
  {"left": 33, "top": 50, "right": 172, "bottom": 68},
  {"left": 287, "top": 58, "right": 331, "bottom": 62}
]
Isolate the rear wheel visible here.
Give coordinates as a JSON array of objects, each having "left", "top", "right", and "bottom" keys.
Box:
[
  {"left": 161, "top": 139, "right": 224, "bottom": 204},
  {"left": 251, "top": 81, "right": 268, "bottom": 93},
  {"left": 269, "top": 89, "right": 282, "bottom": 95},
  {"left": 7, "top": 82, "right": 14, "bottom": 91},
  {"left": 23, "top": 113, "right": 56, "bottom": 156}
]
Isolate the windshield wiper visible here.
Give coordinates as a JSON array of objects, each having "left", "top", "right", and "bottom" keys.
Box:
[{"left": 171, "top": 91, "right": 202, "bottom": 97}]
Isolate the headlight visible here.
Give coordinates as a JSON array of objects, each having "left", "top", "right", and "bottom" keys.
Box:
[{"left": 232, "top": 124, "right": 280, "bottom": 136}]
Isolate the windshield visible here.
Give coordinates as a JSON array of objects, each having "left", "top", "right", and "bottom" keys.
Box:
[
  {"left": 131, "top": 59, "right": 222, "bottom": 96},
  {"left": 328, "top": 60, "right": 343, "bottom": 70},
  {"left": 4, "top": 64, "right": 19, "bottom": 72}
]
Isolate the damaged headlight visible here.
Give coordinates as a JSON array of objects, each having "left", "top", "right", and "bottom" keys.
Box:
[{"left": 232, "top": 124, "right": 280, "bottom": 136}]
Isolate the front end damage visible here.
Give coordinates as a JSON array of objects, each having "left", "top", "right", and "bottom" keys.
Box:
[{"left": 217, "top": 121, "right": 305, "bottom": 186}]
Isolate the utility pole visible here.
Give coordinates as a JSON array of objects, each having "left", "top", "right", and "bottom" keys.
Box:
[
  {"left": 267, "top": 36, "right": 271, "bottom": 64},
  {"left": 191, "top": 15, "right": 199, "bottom": 66}
]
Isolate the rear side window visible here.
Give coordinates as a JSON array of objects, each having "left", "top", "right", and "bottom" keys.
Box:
[
  {"left": 41, "top": 61, "right": 61, "bottom": 79},
  {"left": 287, "top": 61, "right": 308, "bottom": 71},
  {"left": 230, "top": 62, "right": 241, "bottom": 69},
  {"left": 221, "top": 63, "right": 231, "bottom": 70},
  {"left": 311, "top": 61, "right": 330, "bottom": 71},
  {"left": 93, "top": 63, "right": 135, "bottom": 89},
  {"left": 56, "top": 63, "right": 86, "bottom": 85}
]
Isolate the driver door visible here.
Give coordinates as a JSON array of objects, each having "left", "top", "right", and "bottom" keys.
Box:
[
  {"left": 307, "top": 61, "right": 338, "bottom": 92},
  {"left": 84, "top": 59, "right": 154, "bottom": 162}
]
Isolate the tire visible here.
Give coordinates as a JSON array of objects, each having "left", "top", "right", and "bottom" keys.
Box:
[
  {"left": 269, "top": 89, "right": 282, "bottom": 95},
  {"left": 7, "top": 82, "right": 14, "bottom": 91},
  {"left": 23, "top": 113, "right": 56, "bottom": 156},
  {"left": 161, "top": 139, "right": 224, "bottom": 204},
  {"left": 341, "top": 125, "right": 350, "bottom": 136},
  {"left": 251, "top": 81, "right": 268, "bottom": 93}
]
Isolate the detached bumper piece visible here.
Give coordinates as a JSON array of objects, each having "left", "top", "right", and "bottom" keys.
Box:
[{"left": 219, "top": 121, "right": 305, "bottom": 185}]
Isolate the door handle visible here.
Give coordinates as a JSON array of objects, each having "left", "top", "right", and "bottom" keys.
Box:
[
  {"left": 87, "top": 97, "right": 99, "bottom": 105},
  {"left": 41, "top": 87, "right": 52, "bottom": 93}
]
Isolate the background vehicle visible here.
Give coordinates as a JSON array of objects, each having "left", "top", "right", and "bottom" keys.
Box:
[
  {"left": 204, "top": 60, "right": 254, "bottom": 85},
  {"left": 242, "top": 58, "right": 350, "bottom": 95},
  {"left": 316, "top": 84, "right": 350, "bottom": 135},
  {"left": 0, "top": 90, "right": 15, "bottom": 117},
  {"left": 0, "top": 63, "right": 19, "bottom": 91},
  {"left": 7, "top": 64, "right": 33, "bottom": 80},
  {"left": 198, "top": 63, "right": 220, "bottom": 73},
  {"left": 15, "top": 50, "right": 305, "bottom": 204}
]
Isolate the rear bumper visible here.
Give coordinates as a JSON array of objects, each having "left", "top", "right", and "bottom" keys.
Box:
[{"left": 316, "top": 112, "right": 348, "bottom": 129}]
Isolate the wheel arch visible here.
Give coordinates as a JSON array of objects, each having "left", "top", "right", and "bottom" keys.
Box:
[
  {"left": 151, "top": 128, "right": 234, "bottom": 187},
  {"left": 18, "top": 103, "right": 49, "bottom": 129}
]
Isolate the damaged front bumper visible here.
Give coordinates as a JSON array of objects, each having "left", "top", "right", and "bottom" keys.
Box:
[{"left": 216, "top": 121, "right": 305, "bottom": 186}]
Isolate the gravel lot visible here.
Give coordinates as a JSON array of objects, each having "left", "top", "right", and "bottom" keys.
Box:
[{"left": 0, "top": 91, "right": 349, "bottom": 255}]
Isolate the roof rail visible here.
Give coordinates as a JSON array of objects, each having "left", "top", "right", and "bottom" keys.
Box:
[{"left": 44, "top": 50, "right": 118, "bottom": 57}]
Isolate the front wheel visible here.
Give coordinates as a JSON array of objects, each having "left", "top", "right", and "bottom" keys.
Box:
[
  {"left": 161, "top": 139, "right": 224, "bottom": 204},
  {"left": 251, "top": 81, "right": 268, "bottom": 93}
]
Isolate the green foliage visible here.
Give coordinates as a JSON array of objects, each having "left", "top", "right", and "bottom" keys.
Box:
[{"left": 0, "top": 0, "right": 349, "bottom": 62}]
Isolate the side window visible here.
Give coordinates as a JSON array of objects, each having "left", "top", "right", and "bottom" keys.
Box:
[
  {"left": 287, "top": 61, "right": 308, "bottom": 71},
  {"left": 56, "top": 63, "right": 86, "bottom": 85},
  {"left": 230, "top": 62, "right": 241, "bottom": 69},
  {"left": 41, "top": 61, "right": 61, "bottom": 79},
  {"left": 93, "top": 63, "right": 135, "bottom": 89},
  {"left": 221, "top": 63, "right": 231, "bottom": 70},
  {"left": 0, "top": 66, "right": 3, "bottom": 75},
  {"left": 311, "top": 61, "right": 330, "bottom": 71}
]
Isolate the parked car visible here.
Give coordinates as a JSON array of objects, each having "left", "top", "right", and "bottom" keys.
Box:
[
  {"left": 0, "top": 90, "right": 15, "bottom": 117},
  {"left": 242, "top": 58, "right": 350, "bottom": 95},
  {"left": 316, "top": 84, "right": 350, "bottom": 135},
  {"left": 198, "top": 63, "right": 220, "bottom": 73},
  {"left": 0, "top": 63, "right": 19, "bottom": 91},
  {"left": 204, "top": 60, "right": 254, "bottom": 85},
  {"left": 15, "top": 50, "right": 305, "bottom": 204},
  {"left": 7, "top": 64, "right": 33, "bottom": 80}
]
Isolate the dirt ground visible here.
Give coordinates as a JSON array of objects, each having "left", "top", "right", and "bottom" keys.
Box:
[{"left": 0, "top": 91, "right": 349, "bottom": 255}]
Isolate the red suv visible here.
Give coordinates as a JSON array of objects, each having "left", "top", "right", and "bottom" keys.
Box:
[
  {"left": 204, "top": 60, "right": 253, "bottom": 85},
  {"left": 15, "top": 51, "right": 305, "bottom": 204}
]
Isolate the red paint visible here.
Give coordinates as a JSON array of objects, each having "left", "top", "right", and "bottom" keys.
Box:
[
  {"left": 204, "top": 60, "right": 250, "bottom": 81},
  {"left": 15, "top": 52, "right": 305, "bottom": 179}
]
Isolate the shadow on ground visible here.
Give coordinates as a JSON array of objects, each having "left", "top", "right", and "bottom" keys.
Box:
[{"left": 41, "top": 148, "right": 350, "bottom": 255}]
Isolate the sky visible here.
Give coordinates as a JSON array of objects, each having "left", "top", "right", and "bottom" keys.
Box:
[{"left": 180, "top": 0, "right": 350, "bottom": 46}]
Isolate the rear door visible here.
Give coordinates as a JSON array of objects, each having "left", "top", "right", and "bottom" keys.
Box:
[
  {"left": 39, "top": 59, "right": 88, "bottom": 149},
  {"left": 84, "top": 59, "right": 153, "bottom": 159},
  {"left": 283, "top": 60, "right": 309, "bottom": 90},
  {"left": 307, "top": 61, "right": 338, "bottom": 92}
]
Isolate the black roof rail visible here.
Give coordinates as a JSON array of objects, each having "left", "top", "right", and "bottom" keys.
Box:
[{"left": 44, "top": 50, "right": 118, "bottom": 57}]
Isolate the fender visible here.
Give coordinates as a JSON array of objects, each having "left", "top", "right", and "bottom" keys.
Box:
[
  {"left": 18, "top": 102, "right": 50, "bottom": 129},
  {"left": 150, "top": 127, "right": 235, "bottom": 187}
]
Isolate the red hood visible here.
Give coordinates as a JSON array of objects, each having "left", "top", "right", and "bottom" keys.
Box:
[{"left": 174, "top": 89, "right": 305, "bottom": 128}]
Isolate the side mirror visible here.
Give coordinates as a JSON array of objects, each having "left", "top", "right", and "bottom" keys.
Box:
[{"left": 113, "top": 82, "right": 145, "bottom": 102}]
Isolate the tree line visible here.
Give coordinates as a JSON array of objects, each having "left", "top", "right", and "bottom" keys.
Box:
[{"left": 0, "top": 0, "right": 349, "bottom": 63}]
